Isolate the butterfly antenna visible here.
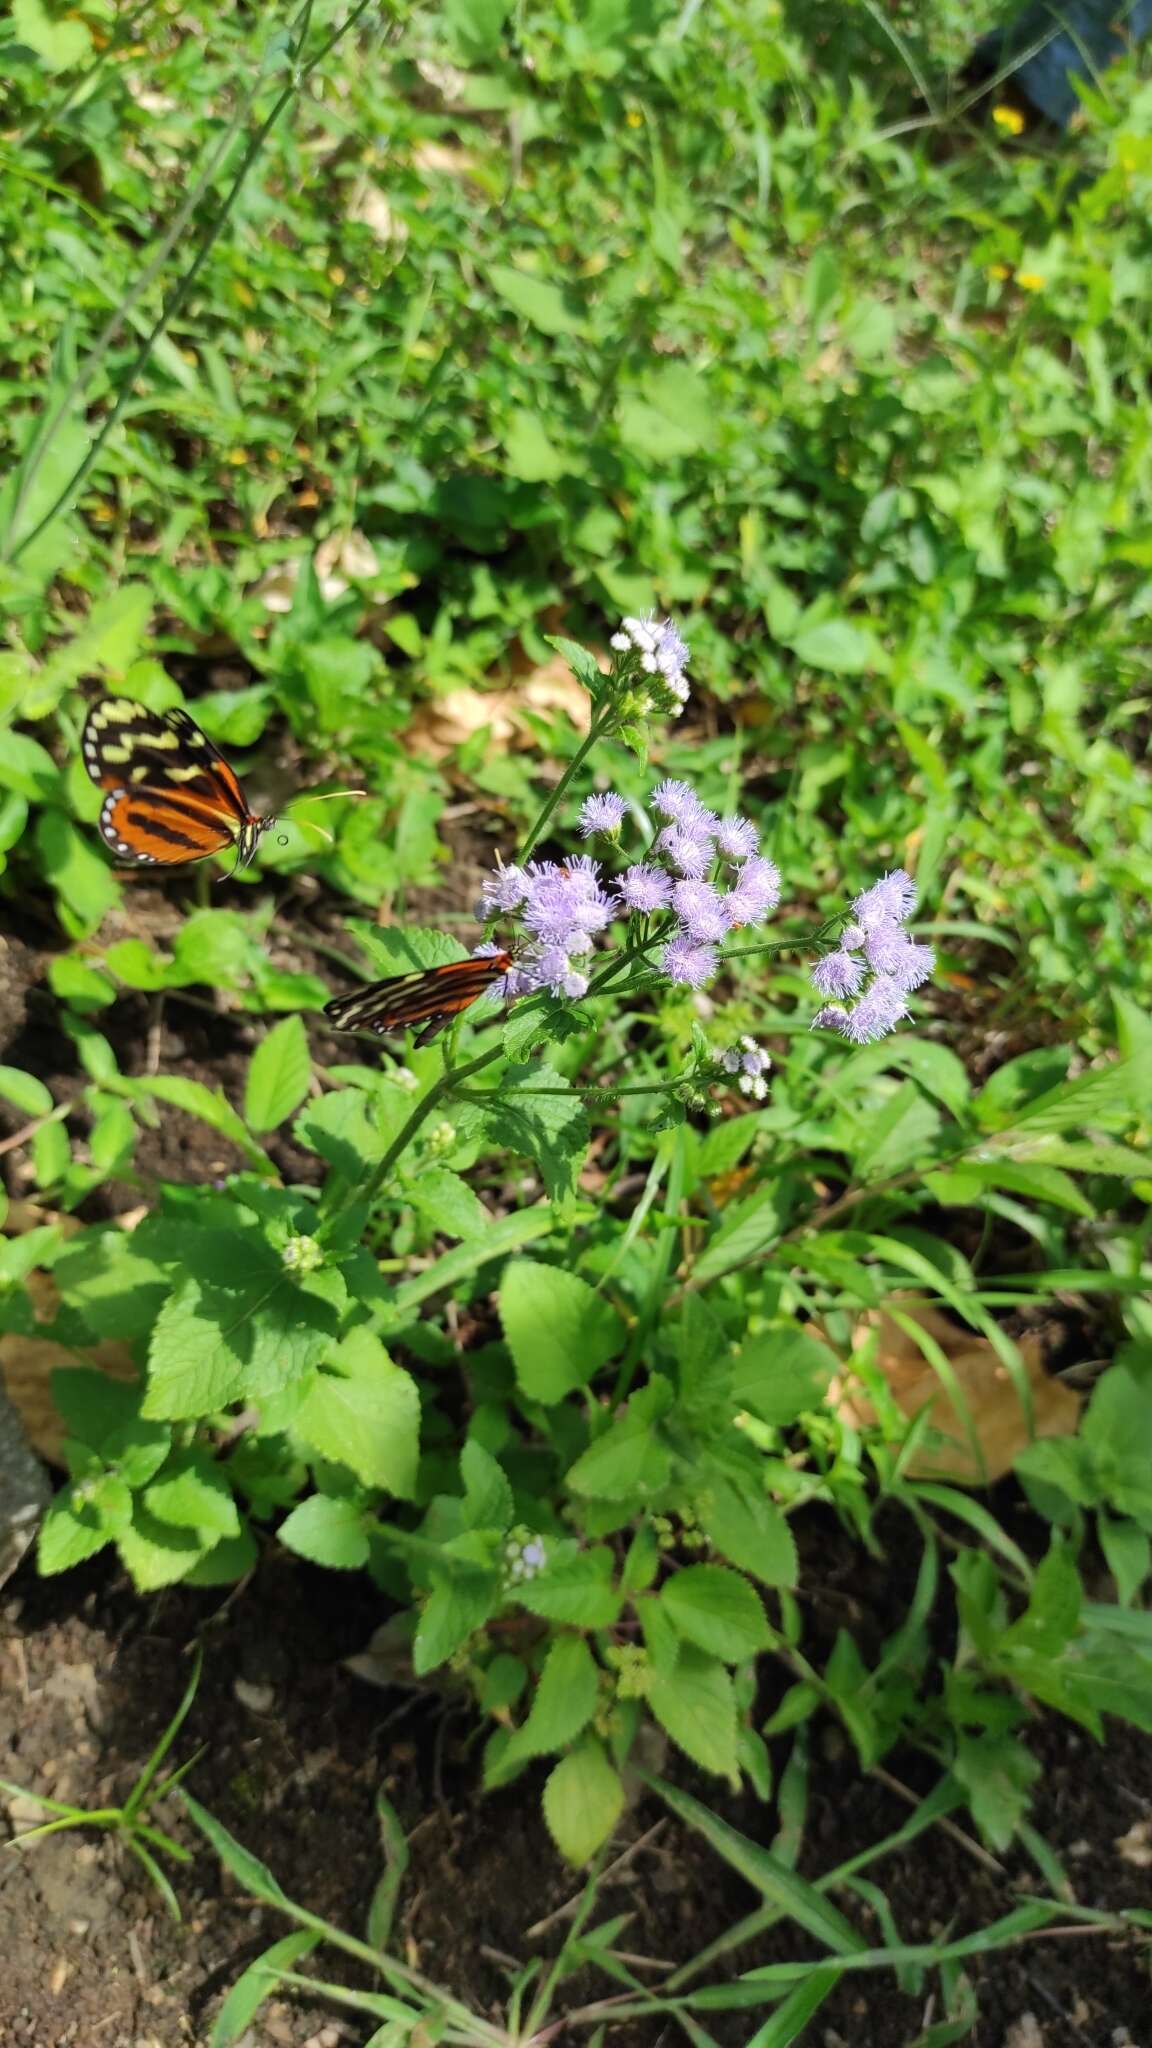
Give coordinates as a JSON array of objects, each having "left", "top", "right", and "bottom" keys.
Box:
[{"left": 282, "top": 788, "right": 370, "bottom": 815}]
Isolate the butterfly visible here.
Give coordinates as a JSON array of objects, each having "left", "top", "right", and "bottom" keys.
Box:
[
  {"left": 82, "top": 696, "right": 362, "bottom": 870},
  {"left": 82, "top": 697, "right": 269, "bottom": 869},
  {"left": 324, "top": 951, "right": 514, "bottom": 1047}
]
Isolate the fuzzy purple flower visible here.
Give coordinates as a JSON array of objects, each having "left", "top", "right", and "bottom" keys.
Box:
[
  {"left": 522, "top": 861, "right": 615, "bottom": 947},
  {"left": 721, "top": 1034, "right": 771, "bottom": 1099},
  {"left": 578, "top": 793, "right": 627, "bottom": 839},
  {"left": 618, "top": 862, "right": 673, "bottom": 913},
  {"left": 851, "top": 869, "right": 917, "bottom": 931},
  {"left": 657, "top": 824, "right": 714, "bottom": 879},
  {"left": 811, "top": 949, "right": 866, "bottom": 1000},
  {"left": 651, "top": 780, "right": 705, "bottom": 824},
  {"left": 671, "top": 879, "right": 729, "bottom": 943},
  {"left": 662, "top": 935, "right": 719, "bottom": 988},
  {"left": 714, "top": 815, "right": 759, "bottom": 862},
  {"left": 811, "top": 869, "right": 932, "bottom": 1043},
  {"left": 480, "top": 861, "right": 529, "bottom": 914},
  {"left": 725, "top": 856, "right": 781, "bottom": 927},
  {"left": 617, "top": 616, "right": 692, "bottom": 709}
]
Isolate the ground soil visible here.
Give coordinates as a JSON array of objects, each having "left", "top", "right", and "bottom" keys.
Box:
[{"left": 1, "top": 1542, "right": 1150, "bottom": 2048}]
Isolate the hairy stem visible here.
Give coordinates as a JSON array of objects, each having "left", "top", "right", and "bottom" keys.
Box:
[{"left": 516, "top": 708, "right": 612, "bottom": 864}]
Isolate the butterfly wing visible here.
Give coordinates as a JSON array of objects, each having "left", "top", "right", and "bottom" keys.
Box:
[
  {"left": 325, "top": 955, "right": 511, "bottom": 1045},
  {"left": 82, "top": 698, "right": 260, "bottom": 867}
]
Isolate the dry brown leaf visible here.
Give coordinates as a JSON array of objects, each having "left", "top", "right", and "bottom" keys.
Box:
[
  {"left": 1114, "top": 1819, "right": 1152, "bottom": 1869},
  {"left": 828, "top": 1296, "right": 1081, "bottom": 1484},
  {"left": 0, "top": 1269, "right": 138, "bottom": 1467},
  {"left": 347, "top": 179, "right": 408, "bottom": 247},
  {"left": 406, "top": 655, "right": 593, "bottom": 762}
]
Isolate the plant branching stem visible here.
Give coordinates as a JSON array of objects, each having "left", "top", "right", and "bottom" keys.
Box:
[{"left": 516, "top": 709, "right": 613, "bottom": 863}]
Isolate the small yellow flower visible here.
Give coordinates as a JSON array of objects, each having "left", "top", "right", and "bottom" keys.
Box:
[
  {"left": 233, "top": 280, "right": 255, "bottom": 308},
  {"left": 1017, "top": 270, "right": 1045, "bottom": 292},
  {"left": 626, "top": 108, "right": 643, "bottom": 127},
  {"left": 992, "top": 103, "right": 1025, "bottom": 135},
  {"left": 987, "top": 262, "right": 1011, "bottom": 280},
  {"left": 328, "top": 265, "right": 346, "bottom": 286},
  {"left": 227, "top": 449, "right": 249, "bottom": 466}
]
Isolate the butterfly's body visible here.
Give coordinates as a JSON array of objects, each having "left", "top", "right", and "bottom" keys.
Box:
[
  {"left": 325, "top": 952, "right": 514, "bottom": 1047},
  {"left": 82, "top": 698, "right": 268, "bottom": 869}
]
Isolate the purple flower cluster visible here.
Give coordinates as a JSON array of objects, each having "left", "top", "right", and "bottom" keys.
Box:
[
  {"left": 475, "top": 778, "right": 779, "bottom": 1003},
  {"left": 608, "top": 615, "right": 691, "bottom": 715},
  {"left": 721, "top": 1035, "right": 772, "bottom": 1100},
  {"left": 811, "top": 870, "right": 935, "bottom": 1044}
]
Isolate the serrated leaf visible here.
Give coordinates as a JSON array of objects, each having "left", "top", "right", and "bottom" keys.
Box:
[
  {"left": 117, "top": 1506, "right": 206, "bottom": 1590},
  {"left": 566, "top": 1378, "right": 674, "bottom": 1501},
  {"left": 293, "top": 1330, "right": 419, "bottom": 1495},
  {"left": 144, "top": 1453, "right": 240, "bottom": 1541},
  {"left": 244, "top": 1015, "right": 312, "bottom": 1132},
  {"left": 648, "top": 1647, "right": 738, "bottom": 1777},
  {"left": 953, "top": 1733, "right": 1040, "bottom": 1851},
  {"left": 413, "top": 1571, "right": 499, "bottom": 1675},
  {"left": 409, "top": 1166, "right": 488, "bottom": 1241},
  {"left": 503, "top": 1636, "right": 600, "bottom": 1764},
  {"left": 542, "top": 1740, "right": 624, "bottom": 1865},
  {"left": 662, "top": 1565, "right": 770, "bottom": 1662},
  {"left": 699, "top": 1480, "right": 798, "bottom": 1588},
  {"left": 143, "top": 1260, "right": 342, "bottom": 1421},
  {"left": 499, "top": 1258, "right": 623, "bottom": 1402},
  {"left": 483, "top": 1066, "right": 589, "bottom": 1205},
  {"left": 516, "top": 1545, "right": 621, "bottom": 1626},
  {"left": 37, "top": 1494, "right": 110, "bottom": 1574},
  {"left": 729, "top": 1328, "right": 837, "bottom": 1427},
  {"left": 278, "top": 1493, "right": 371, "bottom": 1569}
]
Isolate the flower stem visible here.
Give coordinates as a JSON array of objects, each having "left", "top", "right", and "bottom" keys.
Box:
[
  {"left": 516, "top": 709, "right": 612, "bottom": 864},
  {"left": 319, "top": 1042, "right": 505, "bottom": 1237}
]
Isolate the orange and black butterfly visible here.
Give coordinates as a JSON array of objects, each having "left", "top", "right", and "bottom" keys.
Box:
[
  {"left": 82, "top": 697, "right": 269, "bottom": 870},
  {"left": 324, "top": 951, "right": 514, "bottom": 1047}
]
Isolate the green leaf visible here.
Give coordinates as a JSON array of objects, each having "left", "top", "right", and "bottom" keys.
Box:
[
  {"left": 278, "top": 1494, "right": 371, "bottom": 1569},
  {"left": 413, "top": 1570, "right": 499, "bottom": 1675},
  {"left": 35, "top": 813, "right": 119, "bottom": 935},
  {"left": 489, "top": 264, "right": 586, "bottom": 336},
  {"left": 516, "top": 1545, "right": 621, "bottom": 1627},
  {"left": 460, "top": 1439, "right": 514, "bottom": 1532},
  {"left": 244, "top": 1016, "right": 312, "bottom": 1132},
  {"left": 144, "top": 1453, "right": 240, "bottom": 1542},
  {"left": 0, "top": 1065, "right": 52, "bottom": 1118},
  {"left": 699, "top": 1482, "right": 798, "bottom": 1589},
  {"left": 953, "top": 1733, "right": 1040, "bottom": 1851},
  {"left": 1081, "top": 1366, "right": 1152, "bottom": 1523},
  {"left": 11, "top": 0, "right": 92, "bottom": 69},
  {"left": 645, "top": 1774, "right": 867, "bottom": 1954},
  {"left": 409, "top": 1166, "right": 488, "bottom": 1241},
  {"left": 182, "top": 1793, "right": 292, "bottom": 1909},
  {"left": 729, "top": 1329, "right": 837, "bottom": 1427},
  {"left": 545, "top": 635, "right": 604, "bottom": 694},
  {"left": 443, "top": 0, "right": 511, "bottom": 57},
  {"left": 144, "top": 1255, "right": 342, "bottom": 1421},
  {"left": 788, "top": 617, "right": 879, "bottom": 674},
  {"left": 566, "top": 1378, "right": 674, "bottom": 1500},
  {"left": 499, "top": 1258, "right": 623, "bottom": 1403},
  {"left": 662, "top": 1565, "right": 770, "bottom": 1662},
  {"left": 648, "top": 1647, "right": 739, "bottom": 1778},
  {"left": 853, "top": 1083, "right": 941, "bottom": 1181},
  {"left": 542, "top": 1740, "right": 624, "bottom": 1865},
  {"left": 293, "top": 1330, "right": 420, "bottom": 1495},
  {"left": 210, "top": 1932, "right": 319, "bottom": 2048},
  {"left": 485, "top": 1066, "right": 589, "bottom": 1205},
  {"left": 504, "top": 409, "right": 567, "bottom": 481},
  {"left": 117, "top": 1506, "right": 207, "bottom": 1590},
  {"left": 37, "top": 1494, "right": 110, "bottom": 1574},
  {"left": 692, "top": 1188, "right": 782, "bottom": 1284},
  {"left": 503, "top": 1636, "right": 600, "bottom": 1764},
  {"left": 1098, "top": 1515, "right": 1150, "bottom": 1606}
]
